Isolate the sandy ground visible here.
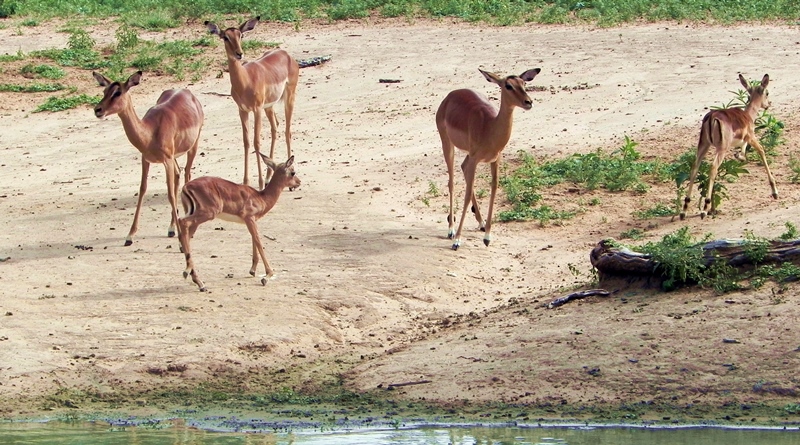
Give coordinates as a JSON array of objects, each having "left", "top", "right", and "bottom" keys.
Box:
[{"left": 1, "top": 18, "right": 800, "bottom": 418}]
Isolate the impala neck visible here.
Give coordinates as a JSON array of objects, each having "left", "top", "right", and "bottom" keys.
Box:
[
  {"left": 226, "top": 54, "right": 250, "bottom": 92},
  {"left": 258, "top": 177, "right": 286, "bottom": 213},
  {"left": 744, "top": 98, "right": 760, "bottom": 122},
  {"left": 116, "top": 98, "right": 152, "bottom": 151},
  {"left": 489, "top": 95, "right": 517, "bottom": 147}
]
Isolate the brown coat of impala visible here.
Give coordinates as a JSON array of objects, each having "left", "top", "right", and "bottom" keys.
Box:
[
  {"left": 436, "top": 68, "right": 541, "bottom": 250},
  {"left": 178, "top": 155, "right": 301, "bottom": 292},
  {"left": 205, "top": 16, "right": 299, "bottom": 190},
  {"left": 680, "top": 73, "right": 777, "bottom": 220},
  {"left": 93, "top": 71, "right": 204, "bottom": 246}
]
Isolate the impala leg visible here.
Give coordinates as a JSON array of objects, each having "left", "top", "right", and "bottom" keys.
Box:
[
  {"left": 749, "top": 136, "right": 779, "bottom": 199},
  {"left": 178, "top": 214, "right": 209, "bottom": 292},
  {"left": 470, "top": 190, "right": 485, "bottom": 231},
  {"left": 681, "top": 138, "right": 710, "bottom": 220},
  {"left": 125, "top": 158, "right": 150, "bottom": 246},
  {"left": 249, "top": 237, "right": 259, "bottom": 276},
  {"left": 239, "top": 109, "right": 251, "bottom": 186},
  {"left": 167, "top": 159, "right": 180, "bottom": 237},
  {"left": 701, "top": 149, "right": 725, "bottom": 219},
  {"left": 184, "top": 138, "right": 200, "bottom": 186},
  {"left": 452, "top": 156, "right": 477, "bottom": 250},
  {"left": 441, "top": 137, "right": 456, "bottom": 239},
  {"left": 283, "top": 81, "right": 296, "bottom": 159},
  {"left": 245, "top": 218, "right": 273, "bottom": 286},
  {"left": 264, "top": 108, "right": 279, "bottom": 184},
  {"left": 483, "top": 161, "right": 500, "bottom": 247}
]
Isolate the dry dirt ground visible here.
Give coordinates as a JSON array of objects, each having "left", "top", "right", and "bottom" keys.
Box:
[{"left": 1, "top": 18, "right": 800, "bottom": 422}]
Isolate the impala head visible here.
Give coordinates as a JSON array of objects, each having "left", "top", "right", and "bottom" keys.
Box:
[
  {"left": 92, "top": 71, "right": 141, "bottom": 118},
  {"left": 480, "top": 68, "right": 541, "bottom": 111},
  {"left": 260, "top": 154, "right": 301, "bottom": 190},
  {"left": 205, "top": 16, "right": 260, "bottom": 61},
  {"left": 740, "top": 73, "right": 770, "bottom": 110}
]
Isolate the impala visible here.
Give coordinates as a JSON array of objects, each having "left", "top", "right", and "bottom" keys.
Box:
[
  {"left": 205, "top": 16, "right": 299, "bottom": 189},
  {"left": 436, "top": 67, "right": 541, "bottom": 250},
  {"left": 93, "top": 71, "right": 204, "bottom": 246},
  {"left": 680, "top": 74, "right": 777, "bottom": 220},
  {"left": 178, "top": 155, "right": 300, "bottom": 292}
]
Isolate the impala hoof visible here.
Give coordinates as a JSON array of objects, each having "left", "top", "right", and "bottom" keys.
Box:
[
  {"left": 183, "top": 271, "right": 189, "bottom": 279},
  {"left": 260, "top": 277, "right": 267, "bottom": 286},
  {"left": 772, "top": 193, "right": 778, "bottom": 199},
  {"left": 249, "top": 270, "right": 256, "bottom": 276},
  {"left": 451, "top": 242, "right": 460, "bottom": 251},
  {"left": 484, "top": 238, "right": 490, "bottom": 247},
  {"left": 447, "top": 230, "right": 455, "bottom": 240},
  {"left": 124, "top": 239, "right": 133, "bottom": 247},
  {"left": 679, "top": 212, "right": 686, "bottom": 221},
  {"left": 199, "top": 286, "right": 207, "bottom": 292},
  {"left": 700, "top": 212, "right": 706, "bottom": 220},
  {"left": 168, "top": 230, "right": 175, "bottom": 238}
]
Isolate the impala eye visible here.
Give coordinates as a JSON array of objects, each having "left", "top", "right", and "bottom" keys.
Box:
[
  {"left": 290, "top": 171, "right": 296, "bottom": 176},
  {"left": 505, "top": 84, "right": 513, "bottom": 90},
  {"left": 112, "top": 91, "right": 121, "bottom": 98}
]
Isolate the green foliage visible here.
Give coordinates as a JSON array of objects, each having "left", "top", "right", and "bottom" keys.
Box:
[
  {"left": 121, "top": 10, "right": 181, "bottom": 30},
  {"left": 498, "top": 204, "right": 575, "bottom": 226},
  {"left": 779, "top": 222, "right": 798, "bottom": 241},
  {"left": 115, "top": 24, "right": 140, "bottom": 52},
  {"left": 34, "top": 93, "right": 99, "bottom": 112},
  {"left": 638, "top": 227, "right": 710, "bottom": 291},
  {"left": 31, "top": 29, "right": 106, "bottom": 70},
  {"left": 619, "top": 228, "right": 645, "bottom": 240},
  {"left": 788, "top": 153, "right": 800, "bottom": 183},
  {"left": 0, "top": 51, "right": 25, "bottom": 62},
  {"left": 19, "top": 63, "right": 64, "bottom": 79},
  {"left": 633, "top": 202, "right": 675, "bottom": 220},
  {"left": 0, "top": 82, "right": 67, "bottom": 92}
]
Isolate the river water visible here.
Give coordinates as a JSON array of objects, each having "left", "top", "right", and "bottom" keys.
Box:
[{"left": 1, "top": 422, "right": 799, "bottom": 444}]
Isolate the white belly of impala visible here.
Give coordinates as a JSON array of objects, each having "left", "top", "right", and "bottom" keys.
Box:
[{"left": 218, "top": 213, "right": 245, "bottom": 224}]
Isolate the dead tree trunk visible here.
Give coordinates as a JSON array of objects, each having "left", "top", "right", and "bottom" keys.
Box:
[{"left": 590, "top": 238, "right": 800, "bottom": 287}]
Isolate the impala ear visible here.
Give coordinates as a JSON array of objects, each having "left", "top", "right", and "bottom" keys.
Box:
[
  {"left": 520, "top": 68, "right": 541, "bottom": 82},
  {"left": 479, "top": 68, "right": 502, "bottom": 85},
  {"left": 240, "top": 16, "right": 260, "bottom": 33},
  {"left": 739, "top": 73, "right": 749, "bottom": 90},
  {"left": 285, "top": 155, "right": 294, "bottom": 168},
  {"left": 760, "top": 74, "right": 769, "bottom": 89},
  {"left": 205, "top": 21, "right": 221, "bottom": 36},
  {"left": 126, "top": 71, "right": 142, "bottom": 89},
  {"left": 93, "top": 71, "right": 112, "bottom": 87},
  {"left": 259, "top": 153, "right": 277, "bottom": 171}
]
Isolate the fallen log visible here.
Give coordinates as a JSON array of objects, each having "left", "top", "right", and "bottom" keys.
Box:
[
  {"left": 590, "top": 238, "right": 800, "bottom": 285},
  {"left": 297, "top": 55, "right": 332, "bottom": 68}
]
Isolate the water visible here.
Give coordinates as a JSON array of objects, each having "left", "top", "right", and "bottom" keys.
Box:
[{"left": 1, "top": 422, "right": 799, "bottom": 445}]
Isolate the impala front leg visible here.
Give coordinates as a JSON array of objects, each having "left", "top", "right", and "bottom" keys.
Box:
[
  {"left": 245, "top": 218, "right": 273, "bottom": 285},
  {"left": 249, "top": 236, "right": 259, "bottom": 277},
  {"left": 126, "top": 158, "right": 150, "bottom": 246},
  {"left": 239, "top": 109, "right": 252, "bottom": 186},
  {"left": 265, "top": 107, "right": 279, "bottom": 182},
  {"left": 483, "top": 161, "right": 500, "bottom": 247},
  {"left": 442, "top": 140, "right": 457, "bottom": 239},
  {"left": 254, "top": 110, "right": 266, "bottom": 189},
  {"left": 749, "top": 137, "right": 779, "bottom": 199}
]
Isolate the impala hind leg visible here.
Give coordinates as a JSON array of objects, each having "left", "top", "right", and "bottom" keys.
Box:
[
  {"left": 239, "top": 109, "right": 252, "bottom": 186},
  {"left": 263, "top": 108, "right": 279, "bottom": 184},
  {"left": 452, "top": 156, "right": 477, "bottom": 250},
  {"left": 126, "top": 158, "right": 150, "bottom": 246},
  {"left": 748, "top": 137, "right": 779, "bottom": 199},
  {"left": 701, "top": 149, "right": 726, "bottom": 219},
  {"left": 680, "top": 135, "right": 711, "bottom": 220},
  {"left": 167, "top": 159, "right": 181, "bottom": 238},
  {"left": 177, "top": 212, "right": 212, "bottom": 292}
]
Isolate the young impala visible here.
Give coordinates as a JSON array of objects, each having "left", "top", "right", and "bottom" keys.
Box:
[
  {"left": 93, "top": 71, "right": 204, "bottom": 246},
  {"left": 178, "top": 155, "right": 300, "bottom": 292},
  {"left": 205, "top": 17, "right": 299, "bottom": 189},
  {"left": 436, "top": 67, "right": 541, "bottom": 250},
  {"left": 680, "top": 73, "right": 777, "bottom": 220}
]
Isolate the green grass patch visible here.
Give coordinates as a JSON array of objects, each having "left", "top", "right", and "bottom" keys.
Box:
[
  {"left": 0, "top": 82, "right": 67, "bottom": 92},
  {"left": 20, "top": 63, "right": 65, "bottom": 79},
  {"left": 633, "top": 202, "right": 675, "bottom": 220},
  {"left": 34, "top": 94, "right": 99, "bottom": 112}
]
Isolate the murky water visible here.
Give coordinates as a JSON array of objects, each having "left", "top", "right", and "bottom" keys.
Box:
[{"left": 1, "top": 422, "right": 799, "bottom": 445}]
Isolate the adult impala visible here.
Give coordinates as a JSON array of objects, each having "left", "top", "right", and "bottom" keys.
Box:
[
  {"left": 178, "top": 155, "right": 300, "bottom": 292},
  {"left": 680, "top": 73, "right": 777, "bottom": 220},
  {"left": 437, "top": 67, "right": 541, "bottom": 250},
  {"left": 93, "top": 71, "right": 204, "bottom": 246},
  {"left": 205, "top": 16, "right": 299, "bottom": 189}
]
